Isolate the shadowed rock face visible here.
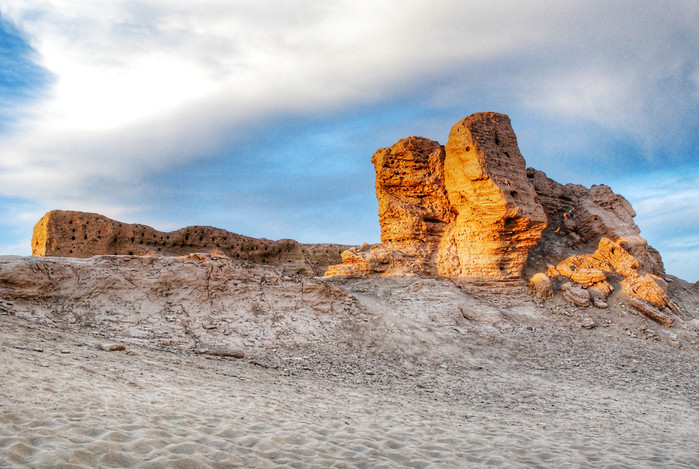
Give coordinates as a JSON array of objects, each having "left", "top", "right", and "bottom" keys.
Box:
[
  {"left": 328, "top": 112, "right": 548, "bottom": 279},
  {"left": 524, "top": 168, "right": 664, "bottom": 277},
  {"left": 32, "top": 210, "right": 350, "bottom": 276}
]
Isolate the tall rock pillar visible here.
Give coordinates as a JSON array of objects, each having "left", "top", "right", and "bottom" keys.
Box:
[{"left": 440, "top": 112, "right": 547, "bottom": 278}]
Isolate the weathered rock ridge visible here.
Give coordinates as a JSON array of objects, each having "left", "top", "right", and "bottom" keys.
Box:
[
  {"left": 32, "top": 210, "right": 350, "bottom": 276},
  {"left": 326, "top": 112, "right": 683, "bottom": 327},
  {"left": 27, "top": 112, "right": 689, "bottom": 328}
]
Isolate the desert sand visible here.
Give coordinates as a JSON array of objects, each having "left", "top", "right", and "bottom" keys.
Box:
[{"left": 1, "top": 255, "right": 698, "bottom": 468}]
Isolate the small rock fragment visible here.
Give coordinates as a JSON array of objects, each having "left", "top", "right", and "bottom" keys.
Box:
[
  {"left": 562, "top": 285, "right": 591, "bottom": 307},
  {"left": 98, "top": 344, "right": 126, "bottom": 352},
  {"left": 204, "top": 348, "right": 245, "bottom": 359},
  {"left": 581, "top": 318, "right": 596, "bottom": 329}
]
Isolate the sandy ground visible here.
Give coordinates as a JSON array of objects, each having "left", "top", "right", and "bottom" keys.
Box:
[{"left": 1, "top": 257, "right": 698, "bottom": 467}]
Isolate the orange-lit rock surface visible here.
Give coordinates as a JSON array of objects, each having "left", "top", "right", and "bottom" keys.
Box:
[
  {"left": 327, "top": 112, "right": 547, "bottom": 279},
  {"left": 543, "top": 237, "right": 679, "bottom": 326},
  {"left": 524, "top": 169, "right": 664, "bottom": 276},
  {"left": 373, "top": 137, "right": 454, "bottom": 274},
  {"left": 32, "top": 210, "right": 350, "bottom": 276},
  {"left": 440, "top": 113, "right": 547, "bottom": 278}
]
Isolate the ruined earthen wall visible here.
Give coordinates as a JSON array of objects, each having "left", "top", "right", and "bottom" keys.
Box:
[{"left": 32, "top": 211, "right": 350, "bottom": 276}]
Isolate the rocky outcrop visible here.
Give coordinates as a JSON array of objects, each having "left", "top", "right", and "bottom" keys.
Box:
[
  {"left": 523, "top": 167, "right": 676, "bottom": 325},
  {"left": 373, "top": 137, "right": 454, "bottom": 274},
  {"left": 543, "top": 237, "right": 679, "bottom": 326},
  {"left": 32, "top": 210, "right": 350, "bottom": 276},
  {"left": 439, "top": 113, "right": 547, "bottom": 278},
  {"left": 524, "top": 169, "right": 664, "bottom": 276},
  {"left": 321, "top": 111, "right": 682, "bottom": 326},
  {"left": 327, "top": 112, "right": 547, "bottom": 279}
]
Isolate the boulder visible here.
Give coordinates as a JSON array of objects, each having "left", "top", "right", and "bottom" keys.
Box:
[
  {"left": 562, "top": 284, "right": 591, "bottom": 307},
  {"left": 625, "top": 295, "right": 674, "bottom": 327},
  {"left": 592, "top": 237, "right": 640, "bottom": 279},
  {"left": 622, "top": 274, "right": 677, "bottom": 312},
  {"left": 529, "top": 273, "right": 553, "bottom": 299},
  {"left": 588, "top": 281, "right": 614, "bottom": 302}
]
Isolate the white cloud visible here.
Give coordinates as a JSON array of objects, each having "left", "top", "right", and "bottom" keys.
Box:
[{"left": 0, "top": 1, "right": 564, "bottom": 199}]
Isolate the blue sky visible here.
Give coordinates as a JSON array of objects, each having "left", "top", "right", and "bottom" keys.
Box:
[{"left": 0, "top": 1, "right": 697, "bottom": 282}]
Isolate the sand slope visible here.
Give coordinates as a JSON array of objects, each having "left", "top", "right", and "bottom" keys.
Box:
[{"left": 1, "top": 255, "right": 698, "bottom": 467}]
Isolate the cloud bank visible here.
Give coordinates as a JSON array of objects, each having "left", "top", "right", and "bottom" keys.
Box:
[{"left": 0, "top": 0, "right": 697, "bottom": 280}]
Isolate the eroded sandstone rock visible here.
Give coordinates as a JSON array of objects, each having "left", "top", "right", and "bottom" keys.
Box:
[
  {"left": 32, "top": 210, "right": 350, "bottom": 276},
  {"left": 327, "top": 112, "right": 547, "bottom": 279},
  {"left": 373, "top": 137, "right": 454, "bottom": 273},
  {"left": 440, "top": 113, "right": 547, "bottom": 278},
  {"left": 562, "top": 283, "right": 591, "bottom": 307},
  {"left": 542, "top": 236, "right": 679, "bottom": 325},
  {"left": 525, "top": 169, "right": 663, "bottom": 276},
  {"left": 529, "top": 272, "right": 553, "bottom": 299}
]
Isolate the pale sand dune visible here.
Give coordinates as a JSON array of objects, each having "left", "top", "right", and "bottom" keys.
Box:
[{"left": 1, "top": 311, "right": 697, "bottom": 468}]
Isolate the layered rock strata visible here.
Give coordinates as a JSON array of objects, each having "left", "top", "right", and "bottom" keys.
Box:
[
  {"left": 0, "top": 254, "right": 364, "bottom": 351},
  {"left": 539, "top": 237, "right": 679, "bottom": 326},
  {"left": 440, "top": 113, "right": 547, "bottom": 277},
  {"left": 327, "top": 112, "right": 547, "bottom": 279},
  {"left": 32, "top": 210, "right": 350, "bottom": 276},
  {"left": 324, "top": 111, "right": 680, "bottom": 326}
]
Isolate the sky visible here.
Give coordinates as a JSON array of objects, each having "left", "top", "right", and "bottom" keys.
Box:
[{"left": 0, "top": 1, "right": 697, "bottom": 282}]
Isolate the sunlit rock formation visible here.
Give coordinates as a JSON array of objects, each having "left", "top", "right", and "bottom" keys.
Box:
[
  {"left": 325, "top": 111, "right": 681, "bottom": 326},
  {"left": 32, "top": 210, "right": 350, "bottom": 276},
  {"left": 327, "top": 112, "right": 547, "bottom": 279},
  {"left": 439, "top": 112, "right": 547, "bottom": 277}
]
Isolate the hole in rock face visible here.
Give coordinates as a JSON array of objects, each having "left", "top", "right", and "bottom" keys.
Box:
[
  {"left": 424, "top": 218, "right": 442, "bottom": 224},
  {"left": 465, "top": 146, "right": 471, "bottom": 152}
]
